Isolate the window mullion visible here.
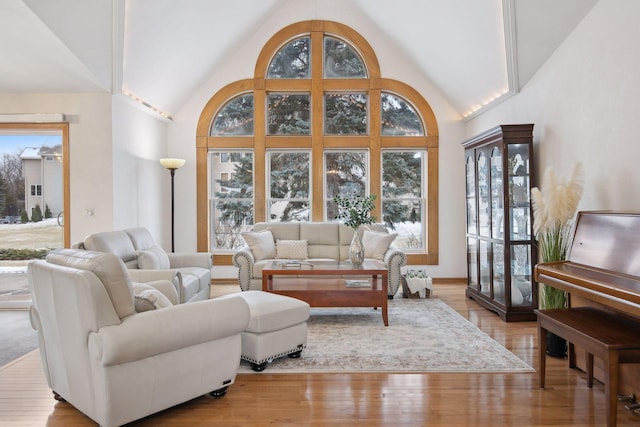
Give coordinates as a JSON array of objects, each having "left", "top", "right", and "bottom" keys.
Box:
[
  {"left": 311, "top": 29, "right": 324, "bottom": 221},
  {"left": 254, "top": 87, "right": 267, "bottom": 223},
  {"left": 370, "top": 87, "right": 381, "bottom": 220}
]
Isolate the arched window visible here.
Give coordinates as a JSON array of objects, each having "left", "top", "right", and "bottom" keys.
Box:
[{"left": 196, "top": 20, "right": 439, "bottom": 266}]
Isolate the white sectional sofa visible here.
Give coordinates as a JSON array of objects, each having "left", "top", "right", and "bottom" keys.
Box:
[
  {"left": 75, "top": 227, "right": 212, "bottom": 304},
  {"left": 233, "top": 222, "right": 406, "bottom": 298}
]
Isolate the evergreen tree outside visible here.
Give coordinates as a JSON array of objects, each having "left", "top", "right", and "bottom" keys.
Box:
[
  {"left": 45, "top": 204, "right": 52, "bottom": 218},
  {"left": 32, "top": 204, "right": 43, "bottom": 222},
  {"left": 20, "top": 209, "right": 29, "bottom": 223}
]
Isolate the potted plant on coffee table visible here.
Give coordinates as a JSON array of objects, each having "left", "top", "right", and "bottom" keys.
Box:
[
  {"left": 531, "top": 163, "right": 584, "bottom": 357},
  {"left": 334, "top": 194, "right": 377, "bottom": 268}
]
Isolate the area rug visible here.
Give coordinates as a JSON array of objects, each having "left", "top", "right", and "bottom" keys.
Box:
[{"left": 238, "top": 298, "right": 534, "bottom": 374}]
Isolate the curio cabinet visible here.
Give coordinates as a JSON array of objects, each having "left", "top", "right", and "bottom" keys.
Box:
[{"left": 462, "top": 124, "right": 537, "bottom": 321}]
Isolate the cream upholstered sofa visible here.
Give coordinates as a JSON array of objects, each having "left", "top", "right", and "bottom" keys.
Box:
[
  {"left": 28, "top": 249, "right": 250, "bottom": 427},
  {"left": 75, "top": 227, "right": 211, "bottom": 304},
  {"left": 233, "top": 222, "right": 407, "bottom": 298}
]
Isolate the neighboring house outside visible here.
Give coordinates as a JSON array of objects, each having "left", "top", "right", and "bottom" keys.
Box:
[{"left": 20, "top": 146, "right": 63, "bottom": 220}]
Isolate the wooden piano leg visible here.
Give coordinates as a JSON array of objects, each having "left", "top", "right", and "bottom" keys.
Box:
[
  {"left": 587, "top": 352, "right": 594, "bottom": 388},
  {"left": 606, "top": 351, "right": 619, "bottom": 427},
  {"left": 538, "top": 323, "right": 547, "bottom": 388}
]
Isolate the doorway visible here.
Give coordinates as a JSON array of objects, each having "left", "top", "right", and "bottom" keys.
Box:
[{"left": 0, "top": 124, "right": 69, "bottom": 309}]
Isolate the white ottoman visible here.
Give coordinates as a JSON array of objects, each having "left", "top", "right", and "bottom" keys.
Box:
[{"left": 228, "top": 291, "right": 310, "bottom": 372}]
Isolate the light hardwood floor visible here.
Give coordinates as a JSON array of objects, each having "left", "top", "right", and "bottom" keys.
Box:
[{"left": 2, "top": 283, "right": 639, "bottom": 426}]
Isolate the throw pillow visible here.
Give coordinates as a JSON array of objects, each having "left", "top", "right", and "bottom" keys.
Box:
[
  {"left": 241, "top": 228, "right": 276, "bottom": 260},
  {"left": 362, "top": 229, "right": 397, "bottom": 260},
  {"left": 136, "top": 246, "right": 170, "bottom": 269},
  {"left": 132, "top": 283, "right": 173, "bottom": 312},
  {"left": 276, "top": 239, "right": 309, "bottom": 260}
]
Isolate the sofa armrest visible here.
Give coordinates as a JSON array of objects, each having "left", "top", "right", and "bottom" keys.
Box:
[
  {"left": 232, "top": 245, "right": 255, "bottom": 292},
  {"left": 167, "top": 252, "right": 212, "bottom": 269},
  {"left": 89, "top": 296, "right": 250, "bottom": 366},
  {"left": 383, "top": 246, "right": 407, "bottom": 297}
]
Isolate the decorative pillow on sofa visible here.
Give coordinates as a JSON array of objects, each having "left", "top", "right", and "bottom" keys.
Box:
[
  {"left": 362, "top": 229, "right": 398, "bottom": 260},
  {"left": 136, "top": 246, "right": 170, "bottom": 269},
  {"left": 276, "top": 239, "right": 309, "bottom": 260},
  {"left": 241, "top": 228, "right": 276, "bottom": 260},
  {"left": 132, "top": 283, "right": 173, "bottom": 312}
]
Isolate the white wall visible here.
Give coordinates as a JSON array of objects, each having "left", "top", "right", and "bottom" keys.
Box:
[
  {"left": 112, "top": 95, "right": 170, "bottom": 247},
  {"left": 0, "top": 92, "right": 113, "bottom": 243},
  {"left": 170, "top": 1, "right": 468, "bottom": 277},
  {"left": 467, "top": 0, "right": 640, "bottom": 214}
]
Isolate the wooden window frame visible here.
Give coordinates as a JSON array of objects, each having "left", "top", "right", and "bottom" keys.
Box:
[{"left": 196, "top": 20, "right": 439, "bottom": 266}]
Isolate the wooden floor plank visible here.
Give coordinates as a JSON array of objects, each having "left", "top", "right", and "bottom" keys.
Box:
[{"left": 2, "top": 283, "right": 640, "bottom": 426}]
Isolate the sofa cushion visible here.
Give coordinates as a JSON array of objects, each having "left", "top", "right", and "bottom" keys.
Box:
[
  {"left": 124, "top": 227, "right": 157, "bottom": 251},
  {"left": 254, "top": 222, "right": 300, "bottom": 241},
  {"left": 241, "top": 228, "right": 276, "bottom": 260},
  {"left": 83, "top": 230, "right": 138, "bottom": 266},
  {"left": 276, "top": 239, "right": 308, "bottom": 260},
  {"left": 300, "top": 222, "right": 339, "bottom": 245},
  {"left": 132, "top": 283, "right": 173, "bottom": 312},
  {"left": 136, "top": 246, "right": 170, "bottom": 269},
  {"left": 362, "top": 229, "right": 397, "bottom": 260},
  {"left": 46, "top": 249, "right": 136, "bottom": 319}
]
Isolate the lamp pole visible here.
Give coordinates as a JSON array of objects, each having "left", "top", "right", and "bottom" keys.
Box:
[
  {"left": 168, "top": 167, "right": 176, "bottom": 252},
  {"left": 160, "top": 158, "right": 185, "bottom": 252}
]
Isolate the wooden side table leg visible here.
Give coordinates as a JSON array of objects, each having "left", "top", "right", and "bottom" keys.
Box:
[{"left": 538, "top": 323, "right": 547, "bottom": 389}]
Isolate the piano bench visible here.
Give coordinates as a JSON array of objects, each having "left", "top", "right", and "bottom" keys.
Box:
[{"left": 536, "top": 307, "right": 640, "bottom": 427}]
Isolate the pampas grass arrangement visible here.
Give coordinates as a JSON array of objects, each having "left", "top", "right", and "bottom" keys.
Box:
[{"left": 531, "top": 163, "right": 584, "bottom": 309}]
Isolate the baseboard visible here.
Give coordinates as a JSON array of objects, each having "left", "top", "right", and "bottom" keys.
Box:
[
  {"left": 211, "top": 278, "right": 238, "bottom": 286},
  {"left": 431, "top": 277, "right": 467, "bottom": 285}
]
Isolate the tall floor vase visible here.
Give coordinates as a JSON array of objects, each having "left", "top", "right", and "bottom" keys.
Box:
[
  {"left": 349, "top": 232, "right": 365, "bottom": 268},
  {"left": 546, "top": 333, "right": 567, "bottom": 358}
]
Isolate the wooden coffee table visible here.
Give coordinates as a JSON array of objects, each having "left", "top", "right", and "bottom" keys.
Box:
[{"left": 262, "top": 260, "right": 389, "bottom": 326}]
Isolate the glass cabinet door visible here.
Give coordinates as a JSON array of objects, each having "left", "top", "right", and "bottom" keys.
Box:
[
  {"left": 477, "top": 152, "right": 489, "bottom": 237},
  {"left": 493, "top": 242, "right": 504, "bottom": 304},
  {"left": 467, "top": 237, "right": 478, "bottom": 290},
  {"left": 465, "top": 155, "right": 476, "bottom": 235},
  {"left": 479, "top": 240, "right": 490, "bottom": 295},
  {"left": 511, "top": 244, "right": 533, "bottom": 307},
  {"left": 508, "top": 144, "right": 531, "bottom": 241},
  {"left": 490, "top": 147, "right": 503, "bottom": 239}
]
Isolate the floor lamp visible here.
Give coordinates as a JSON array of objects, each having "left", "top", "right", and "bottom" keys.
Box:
[{"left": 160, "top": 158, "right": 185, "bottom": 252}]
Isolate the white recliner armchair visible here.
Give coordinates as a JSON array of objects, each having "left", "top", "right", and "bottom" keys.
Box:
[
  {"left": 28, "top": 249, "right": 250, "bottom": 427},
  {"left": 77, "top": 227, "right": 212, "bottom": 303}
]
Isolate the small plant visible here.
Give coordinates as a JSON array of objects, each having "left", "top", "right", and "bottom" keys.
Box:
[
  {"left": 45, "top": 204, "right": 52, "bottom": 219},
  {"left": 333, "top": 194, "right": 377, "bottom": 229},
  {"left": 20, "top": 209, "right": 29, "bottom": 223}
]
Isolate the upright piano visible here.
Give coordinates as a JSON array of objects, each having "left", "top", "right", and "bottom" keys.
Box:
[{"left": 534, "top": 211, "right": 640, "bottom": 400}]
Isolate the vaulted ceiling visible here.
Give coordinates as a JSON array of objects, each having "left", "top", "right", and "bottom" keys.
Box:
[{"left": 0, "top": 0, "right": 598, "bottom": 120}]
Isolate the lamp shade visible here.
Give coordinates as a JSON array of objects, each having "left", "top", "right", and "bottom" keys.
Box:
[{"left": 160, "top": 158, "right": 186, "bottom": 170}]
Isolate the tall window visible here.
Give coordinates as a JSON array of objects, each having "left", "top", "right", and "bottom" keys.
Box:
[
  {"left": 197, "top": 20, "right": 439, "bottom": 265},
  {"left": 267, "top": 151, "right": 311, "bottom": 222}
]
